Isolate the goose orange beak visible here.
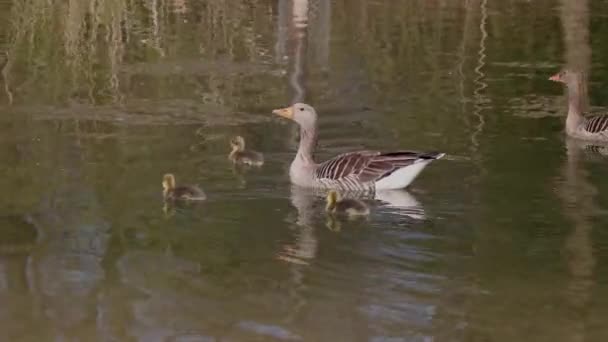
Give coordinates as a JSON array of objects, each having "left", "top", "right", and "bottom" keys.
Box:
[
  {"left": 272, "top": 106, "right": 293, "bottom": 119},
  {"left": 549, "top": 73, "right": 561, "bottom": 82}
]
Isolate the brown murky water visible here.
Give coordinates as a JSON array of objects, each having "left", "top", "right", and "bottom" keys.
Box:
[{"left": 1, "top": 0, "right": 608, "bottom": 341}]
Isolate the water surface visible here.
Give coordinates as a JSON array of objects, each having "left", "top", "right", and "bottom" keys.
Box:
[{"left": 1, "top": 0, "right": 608, "bottom": 341}]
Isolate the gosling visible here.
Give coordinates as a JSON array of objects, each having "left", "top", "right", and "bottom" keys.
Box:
[
  {"left": 162, "top": 173, "right": 206, "bottom": 201},
  {"left": 325, "top": 190, "right": 370, "bottom": 216},
  {"left": 229, "top": 136, "right": 264, "bottom": 166}
]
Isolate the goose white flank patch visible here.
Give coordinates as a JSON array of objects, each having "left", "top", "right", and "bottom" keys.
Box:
[
  {"left": 374, "top": 154, "right": 444, "bottom": 190},
  {"left": 272, "top": 103, "right": 444, "bottom": 191}
]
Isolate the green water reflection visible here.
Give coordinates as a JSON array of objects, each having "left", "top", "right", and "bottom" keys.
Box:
[{"left": 1, "top": 0, "right": 608, "bottom": 341}]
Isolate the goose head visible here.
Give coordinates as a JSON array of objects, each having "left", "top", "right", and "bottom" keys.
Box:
[
  {"left": 272, "top": 103, "right": 318, "bottom": 130},
  {"left": 162, "top": 173, "right": 176, "bottom": 192},
  {"left": 549, "top": 69, "right": 584, "bottom": 86},
  {"left": 230, "top": 135, "right": 246, "bottom": 152}
]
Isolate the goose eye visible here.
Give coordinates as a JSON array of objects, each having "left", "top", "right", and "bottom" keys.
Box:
[{"left": 299, "top": 108, "right": 304, "bottom": 111}]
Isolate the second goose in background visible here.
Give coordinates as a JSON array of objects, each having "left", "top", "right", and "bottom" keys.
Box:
[{"left": 550, "top": 69, "right": 608, "bottom": 141}]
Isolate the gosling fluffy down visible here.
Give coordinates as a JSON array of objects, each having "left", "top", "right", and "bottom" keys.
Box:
[
  {"left": 229, "top": 136, "right": 264, "bottom": 166},
  {"left": 325, "top": 190, "right": 370, "bottom": 216},
  {"left": 162, "top": 173, "right": 206, "bottom": 201}
]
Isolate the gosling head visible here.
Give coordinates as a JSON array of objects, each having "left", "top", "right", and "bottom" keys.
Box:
[
  {"left": 162, "top": 173, "right": 176, "bottom": 192},
  {"left": 272, "top": 103, "right": 318, "bottom": 130},
  {"left": 326, "top": 190, "right": 340, "bottom": 212},
  {"left": 549, "top": 69, "right": 584, "bottom": 86},
  {"left": 230, "top": 136, "right": 246, "bottom": 152}
]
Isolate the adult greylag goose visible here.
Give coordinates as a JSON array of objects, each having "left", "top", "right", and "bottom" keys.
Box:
[
  {"left": 549, "top": 69, "right": 608, "bottom": 141},
  {"left": 272, "top": 103, "right": 444, "bottom": 191}
]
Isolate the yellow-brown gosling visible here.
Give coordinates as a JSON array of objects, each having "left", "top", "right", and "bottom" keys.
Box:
[
  {"left": 229, "top": 136, "right": 264, "bottom": 166},
  {"left": 325, "top": 190, "right": 370, "bottom": 216},
  {"left": 162, "top": 173, "right": 206, "bottom": 201}
]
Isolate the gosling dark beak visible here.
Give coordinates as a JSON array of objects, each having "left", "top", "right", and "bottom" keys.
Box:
[{"left": 272, "top": 106, "right": 294, "bottom": 119}]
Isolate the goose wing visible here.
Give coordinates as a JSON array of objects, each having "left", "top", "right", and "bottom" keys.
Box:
[
  {"left": 315, "top": 151, "right": 443, "bottom": 184},
  {"left": 584, "top": 115, "right": 608, "bottom": 134}
]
